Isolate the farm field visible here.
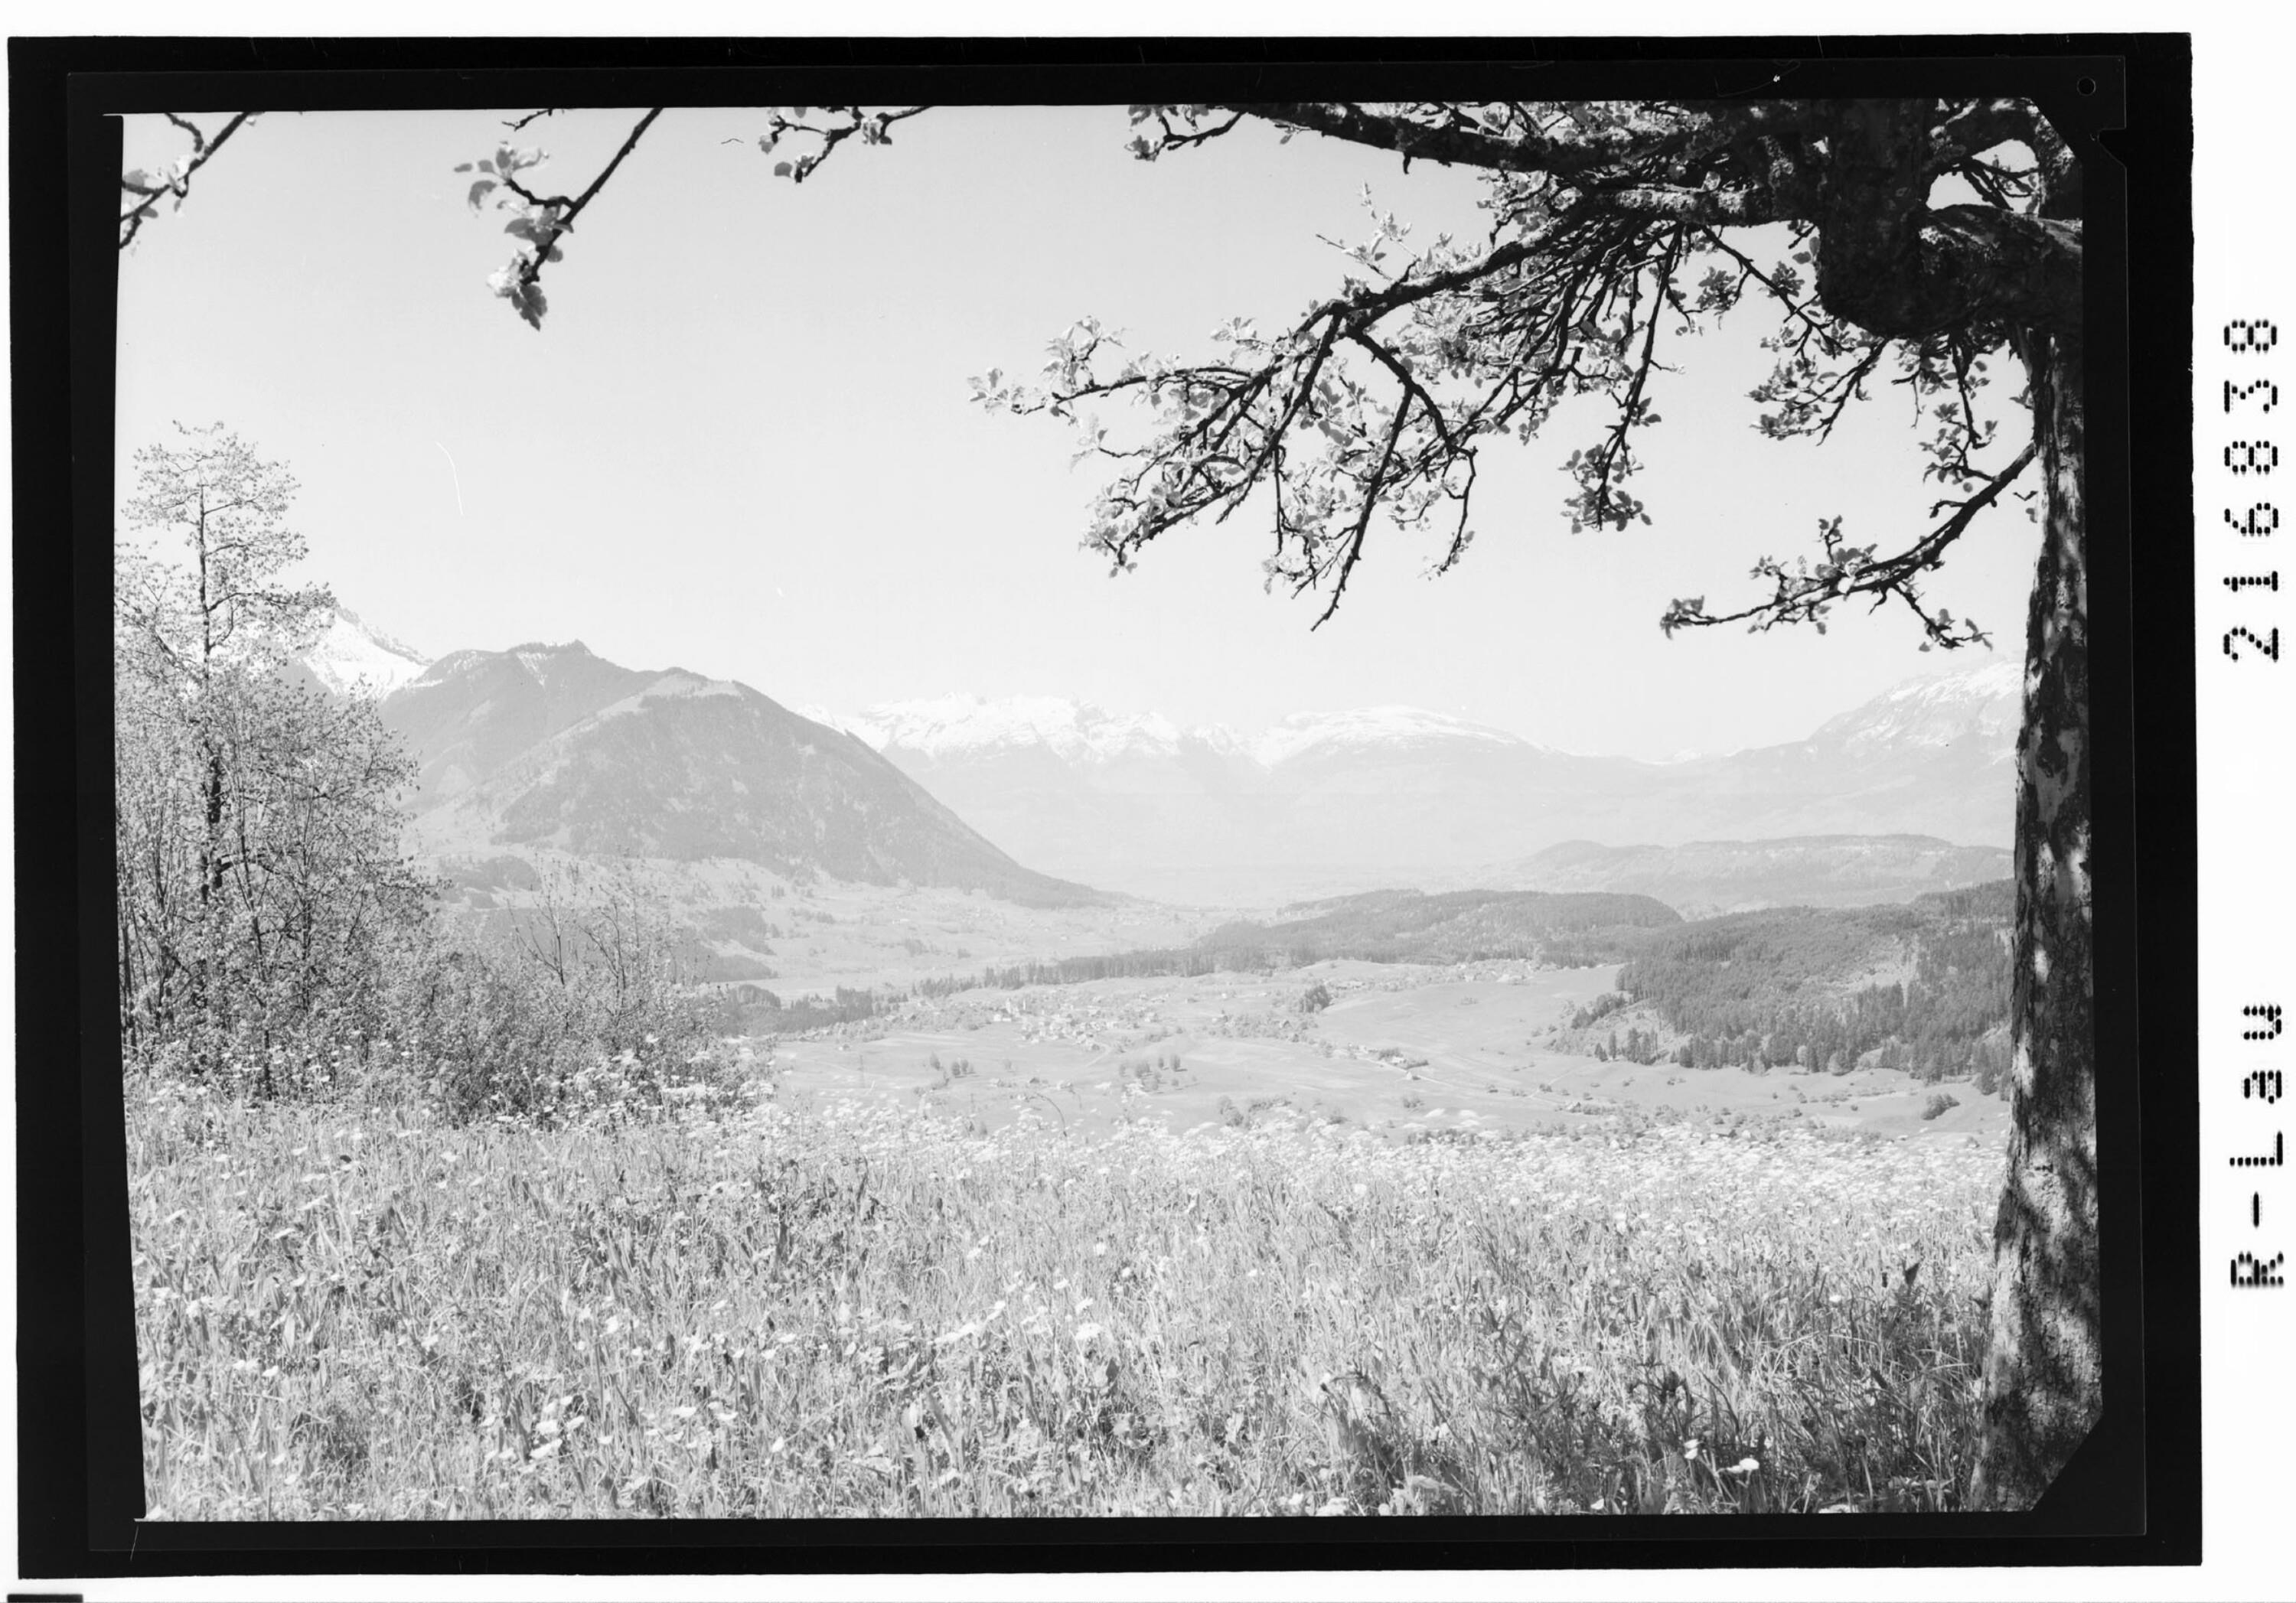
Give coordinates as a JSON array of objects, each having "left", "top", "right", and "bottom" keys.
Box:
[
  {"left": 773, "top": 961, "right": 2013, "bottom": 1150},
  {"left": 127, "top": 957, "right": 2009, "bottom": 1519}
]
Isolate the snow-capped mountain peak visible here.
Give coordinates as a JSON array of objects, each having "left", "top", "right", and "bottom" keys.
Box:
[
  {"left": 822, "top": 694, "right": 1197, "bottom": 764},
  {"left": 1249, "top": 705, "right": 1528, "bottom": 767},
  {"left": 802, "top": 696, "right": 1528, "bottom": 769},
  {"left": 1812, "top": 658, "right": 2022, "bottom": 753},
  {"left": 298, "top": 604, "right": 431, "bottom": 697}
]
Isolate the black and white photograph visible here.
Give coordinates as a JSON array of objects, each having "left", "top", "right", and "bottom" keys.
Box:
[{"left": 84, "top": 56, "right": 2144, "bottom": 1541}]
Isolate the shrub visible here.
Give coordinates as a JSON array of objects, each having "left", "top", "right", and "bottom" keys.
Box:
[
  {"left": 1921, "top": 1093, "right": 1961, "bottom": 1122},
  {"left": 386, "top": 868, "right": 738, "bottom": 1125}
]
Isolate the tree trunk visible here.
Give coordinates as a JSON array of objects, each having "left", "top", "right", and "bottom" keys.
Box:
[
  {"left": 197, "top": 735, "right": 227, "bottom": 1069},
  {"left": 117, "top": 879, "right": 139, "bottom": 1055},
  {"left": 1970, "top": 327, "right": 2096, "bottom": 1510}
]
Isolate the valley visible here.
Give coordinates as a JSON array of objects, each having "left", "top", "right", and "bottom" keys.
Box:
[
  {"left": 373, "top": 612, "right": 2020, "bottom": 1159},
  {"left": 765, "top": 960, "right": 2011, "bottom": 1151}
]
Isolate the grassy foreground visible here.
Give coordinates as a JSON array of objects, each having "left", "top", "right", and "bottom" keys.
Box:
[{"left": 129, "top": 1074, "right": 2000, "bottom": 1517}]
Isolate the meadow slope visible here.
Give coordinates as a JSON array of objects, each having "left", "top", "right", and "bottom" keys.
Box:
[{"left": 131, "top": 1068, "right": 2000, "bottom": 1519}]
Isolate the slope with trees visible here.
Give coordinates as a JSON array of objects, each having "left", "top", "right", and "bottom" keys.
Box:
[
  {"left": 1613, "top": 879, "right": 2014, "bottom": 1081},
  {"left": 113, "top": 425, "right": 435, "bottom": 1087}
]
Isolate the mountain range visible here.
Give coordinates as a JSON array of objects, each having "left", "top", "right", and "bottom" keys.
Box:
[
  {"left": 807, "top": 664, "right": 2022, "bottom": 904},
  {"left": 303, "top": 605, "right": 2021, "bottom": 912}
]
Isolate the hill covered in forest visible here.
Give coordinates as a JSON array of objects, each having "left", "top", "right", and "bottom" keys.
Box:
[
  {"left": 1487, "top": 834, "right": 2012, "bottom": 917},
  {"left": 1607, "top": 880, "right": 2014, "bottom": 1083},
  {"left": 1202, "top": 888, "right": 1683, "bottom": 967}
]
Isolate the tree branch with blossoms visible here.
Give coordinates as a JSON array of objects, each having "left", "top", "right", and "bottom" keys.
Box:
[
  {"left": 119, "top": 112, "right": 259, "bottom": 250},
  {"left": 458, "top": 109, "right": 664, "bottom": 330}
]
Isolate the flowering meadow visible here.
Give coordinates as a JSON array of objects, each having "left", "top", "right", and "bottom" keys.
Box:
[{"left": 129, "top": 1074, "right": 2001, "bottom": 1517}]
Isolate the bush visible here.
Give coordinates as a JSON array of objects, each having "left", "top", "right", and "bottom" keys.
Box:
[
  {"left": 1299, "top": 982, "right": 1332, "bottom": 1014},
  {"left": 386, "top": 868, "right": 739, "bottom": 1125},
  {"left": 1921, "top": 1093, "right": 1961, "bottom": 1122}
]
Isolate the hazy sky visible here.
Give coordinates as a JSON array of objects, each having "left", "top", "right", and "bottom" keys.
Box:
[{"left": 115, "top": 105, "right": 2038, "bottom": 759}]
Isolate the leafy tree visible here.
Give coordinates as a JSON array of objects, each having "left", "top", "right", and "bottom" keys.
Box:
[
  {"left": 120, "top": 94, "right": 2099, "bottom": 1509},
  {"left": 115, "top": 425, "right": 432, "bottom": 1085}
]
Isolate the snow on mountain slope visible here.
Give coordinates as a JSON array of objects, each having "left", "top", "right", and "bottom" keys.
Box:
[
  {"left": 794, "top": 666, "right": 2022, "bottom": 902},
  {"left": 1809, "top": 658, "right": 2021, "bottom": 754},
  {"left": 817, "top": 694, "right": 1228, "bottom": 765},
  {"left": 297, "top": 604, "right": 431, "bottom": 697},
  {"left": 809, "top": 696, "right": 1528, "bottom": 770},
  {"left": 1249, "top": 705, "right": 1533, "bottom": 767}
]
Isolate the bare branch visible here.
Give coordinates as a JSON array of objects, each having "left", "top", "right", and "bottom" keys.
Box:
[{"left": 1310, "top": 395, "right": 1415, "bottom": 627}]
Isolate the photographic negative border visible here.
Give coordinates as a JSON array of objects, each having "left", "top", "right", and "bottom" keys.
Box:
[{"left": 11, "top": 30, "right": 2197, "bottom": 1579}]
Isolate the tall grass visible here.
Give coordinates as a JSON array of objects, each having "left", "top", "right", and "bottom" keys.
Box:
[{"left": 129, "top": 1076, "right": 1998, "bottom": 1517}]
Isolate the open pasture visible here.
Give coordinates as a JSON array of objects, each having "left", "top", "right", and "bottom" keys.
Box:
[
  {"left": 129, "top": 1070, "right": 2001, "bottom": 1519},
  {"left": 768, "top": 963, "right": 2011, "bottom": 1150}
]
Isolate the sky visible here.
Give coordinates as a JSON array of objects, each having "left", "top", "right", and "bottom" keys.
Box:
[{"left": 114, "top": 104, "right": 2042, "bottom": 760}]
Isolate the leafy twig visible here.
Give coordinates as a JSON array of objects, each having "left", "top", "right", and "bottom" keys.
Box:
[
  {"left": 1659, "top": 438, "right": 2037, "bottom": 649},
  {"left": 461, "top": 108, "right": 664, "bottom": 330},
  {"left": 119, "top": 112, "right": 258, "bottom": 249}
]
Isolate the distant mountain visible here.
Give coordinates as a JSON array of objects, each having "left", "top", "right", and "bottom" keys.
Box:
[
  {"left": 1247, "top": 705, "right": 1537, "bottom": 767},
  {"left": 810, "top": 694, "right": 1229, "bottom": 765},
  {"left": 380, "top": 643, "right": 1103, "bottom": 907},
  {"left": 383, "top": 641, "right": 652, "bottom": 807},
  {"left": 1662, "top": 660, "right": 2020, "bottom": 849},
  {"left": 282, "top": 604, "right": 432, "bottom": 699},
  {"left": 808, "top": 694, "right": 1271, "bottom": 904},
  {"left": 1487, "top": 835, "right": 2015, "bottom": 918},
  {"left": 814, "top": 661, "right": 2024, "bottom": 904}
]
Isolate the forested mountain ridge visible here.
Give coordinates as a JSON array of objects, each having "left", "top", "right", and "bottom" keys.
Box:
[
  {"left": 380, "top": 643, "right": 1107, "bottom": 907},
  {"left": 1202, "top": 888, "right": 1682, "bottom": 968},
  {"left": 1489, "top": 834, "right": 2012, "bottom": 917},
  {"left": 1612, "top": 880, "right": 2014, "bottom": 1082}
]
